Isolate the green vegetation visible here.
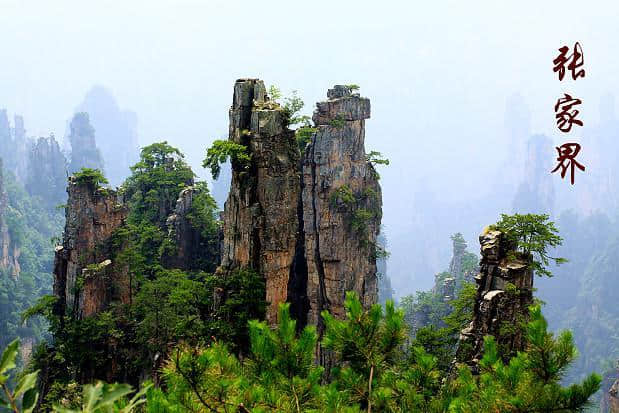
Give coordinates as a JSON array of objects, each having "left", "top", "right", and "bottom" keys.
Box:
[
  {"left": 14, "top": 293, "right": 596, "bottom": 412},
  {"left": 330, "top": 185, "right": 356, "bottom": 207},
  {"left": 366, "top": 151, "right": 390, "bottom": 166},
  {"left": 72, "top": 168, "right": 108, "bottom": 190},
  {"left": 329, "top": 115, "right": 346, "bottom": 129},
  {"left": 1, "top": 339, "right": 39, "bottom": 413},
  {"left": 0, "top": 168, "right": 63, "bottom": 350},
  {"left": 490, "top": 213, "right": 567, "bottom": 277},
  {"left": 345, "top": 84, "right": 360, "bottom": 91},
  {"left": 448, "top": 306, "right": 601, "bottom": 412},
  {"left": 202, "top": 140, "right": 251, "bottom": 180}
]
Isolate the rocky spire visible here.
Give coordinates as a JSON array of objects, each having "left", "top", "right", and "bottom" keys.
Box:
[
  {"left": 75, "top": 86, "right": 139, "bottom": 186},
  {"left": 218, "top": 79, "right": 301, "bottom": 324},
  {"left": 68, "top": 112, "right": 105, "bottom": 175},
  {"left": 53, "top": 176, "right": 128, "bottom": 319},
  {"left": 512, "top": 134, "right": 555, "bottom": 214},
  {"left": 302, "top": 85, "right": 381, "bottom": 329},
  {"left": 27, "top": 135, "right": 67, "bottom": 210},
  {"left": 455, "top": 229, "right": 533, "bottom": 371}
]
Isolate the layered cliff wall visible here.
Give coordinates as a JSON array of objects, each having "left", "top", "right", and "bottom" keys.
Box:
[
  {"left": 53, "top": 177, "right": 129, "bottom": 319},
  {"left": 302, "top": 85, "right": 381, "bottom": 327},
  {"left": 218, "top": 79, "right": 301, "bottom": 324},
  {"left": 455, "top": 229, "right": 533, "bottom": 370}
]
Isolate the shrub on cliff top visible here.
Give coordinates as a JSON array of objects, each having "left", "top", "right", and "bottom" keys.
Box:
[
  {"left": 73, "top": 168, "right": 108, "bottom": 189},
  {"left": 490, "top": 213, "right": 567, "bottom": 277}
]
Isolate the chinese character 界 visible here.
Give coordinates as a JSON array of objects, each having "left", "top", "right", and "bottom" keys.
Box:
[
  {"left": 553, "top": 42, "right": 585, "bottom": 81},
  {"left": 551, "top": 142, "right": 585, "bottom": 185}
]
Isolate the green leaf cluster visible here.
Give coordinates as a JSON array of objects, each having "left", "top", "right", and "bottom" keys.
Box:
[{"left": 202, "top": 140, "right": 251, "bottom": 180}]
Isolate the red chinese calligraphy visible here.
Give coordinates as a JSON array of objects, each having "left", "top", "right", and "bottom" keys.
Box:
[
  {"left": 553, "top": 42, "right": 585, "bottom": 81},
  {"left": 555, "top": 93, "right": 583, "bottom": 133},
  {"left": 551, "top": 143, "right": 585, "bottom": 185}
]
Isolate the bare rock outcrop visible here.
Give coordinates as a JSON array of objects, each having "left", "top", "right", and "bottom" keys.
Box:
[
  {"left": 53, "top": 177, "right": 129, "bottom": 319},
  {"left": 302, "top": 85, "right": 381, "bottom": 328},
  {"left": 218, "top": 79, "right": 300, "bottom": 324},
  {"left": 164, "top": 185, "right": 219, "bottom": 273},
  {"left": 455, "top": 229, "right": 533, "bottom": 371}
]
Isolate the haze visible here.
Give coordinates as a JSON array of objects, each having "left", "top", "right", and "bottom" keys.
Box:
[{"left": 1, "top": 0, "right": 618, "bottom": 295}]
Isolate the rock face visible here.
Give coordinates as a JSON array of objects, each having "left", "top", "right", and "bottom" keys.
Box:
[
  {"left": 53, "top": 177, "right": 129, "bottom": 319},
  {"left": 217, "top": 81, "right": 381, "bottom": 329},
  {"left": 455, "top": 229, "right": 533, "bottom": 371},
  {"left": 67, "top": 112, "right": 105, "bottom": 175},
  {"left": 218, "top": 79, "right": 301, "bottom": 324},
  {"left": 164, "top": 185, "right": 219, "bottom": 273},
  {"left": 27, "top": 135, "right": 67, "bottom": 210},
  {"left": 0, "top": 160, "right": 21, "bottom": 278},
  {"left": 302, "top": 85, "right": 381, "bottom": 327}
]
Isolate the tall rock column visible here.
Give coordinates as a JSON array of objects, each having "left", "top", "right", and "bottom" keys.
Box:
[
  {"left": 219, "top": 79, "right": 300, "bottom": 324},
  {"left": 67, "top": 112, "right": 105, "bottom": 175},
  {"left": 455, "top": 229, "right": 533, "bottom": 371},
  {"left": 302, "top": 85, "right": 382, "bottom": 329},
  {"left": 53, "top": 176, "right": 129, "bottom": 319}
]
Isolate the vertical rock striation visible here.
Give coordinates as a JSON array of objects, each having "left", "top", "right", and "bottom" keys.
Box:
[
  {"left": 302, "top": 85, "right": 381, "bottom": 328},
  {"left": 53, "top": 177, "right": 128, "bottom": 319},
  {"left": 219, "top": 79, "right": 300, "bottom": 324},
  {"left": 455, "top": 229, "right": 533, "bottom": 371}
]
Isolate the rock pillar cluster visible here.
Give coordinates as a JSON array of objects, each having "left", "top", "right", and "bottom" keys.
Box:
[
  {"left": 218, "top": 81, "right": 382, "bottom": 328},
  {"left": 53, "top": 177, "right": 129, "bottom": 319},
  {"left": 456, "top": 229, "right": 533, "bottom": 370}
]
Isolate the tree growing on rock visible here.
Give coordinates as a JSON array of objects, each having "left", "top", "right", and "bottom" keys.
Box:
[{"left": 490, "top": 213, "right": 567, "bottom": 277}]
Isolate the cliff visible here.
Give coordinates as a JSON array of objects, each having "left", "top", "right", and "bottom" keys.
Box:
[
  {"left": 53, "top": 177, "right": 129, "bottom": 319},
  {"left": 218, "top": 79, "right": 301, "bottom": 324},
  {"left": 455, "top": 229, "right": 533, "bottom": 371},
  {"left": 302, "top": 85, "right": 381, "bottom": 328}
]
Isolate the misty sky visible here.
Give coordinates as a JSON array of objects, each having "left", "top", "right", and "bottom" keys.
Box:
[{"left": 2, "top": 0, "right": 618, "bottom": 295}]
